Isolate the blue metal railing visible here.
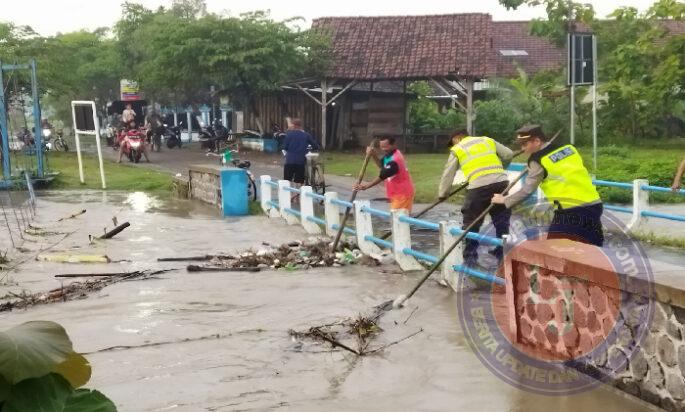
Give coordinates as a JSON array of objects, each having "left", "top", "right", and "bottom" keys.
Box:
[
  {"left": 360, "top": 206, "right": 392, "bottom": 220},
  {"left": 284, "top": 208, "right": 301, "bottom": 217},
  {"left": 403, "top": 248, "right": 440, "bottom": 264},
  {"left": 364, "top": 235, "right": 394, "bottom": 249},
  {"left": 284, "top": 186, "right": 301, "bottom": 194},
  {"left": 641, "top": 210, "right": 685, "bottom": 223},
  {"left": 265, "top": 180, "right": 278, "bottom": 188},
  {"left": 399, "top": 216, "right": 440, "bottom": 231},
  {"left": 449, "top": 228, "right": 503, "bottom": 247},
  {"left": 453, "top": 265, "right": 505, "bottom": 286},
  {"left": 306, "top": 192, "right": 326, "bottom": 201},
  {"left": 604, "top": 205, "right": 633, "bottom": 214},
  {"left": 331, "top": 223, "right": 356, "bottom": 236},
  {"left": 267, "top": 200, "right": 279, "bottom": 210},
  {"left": 306, "top": 215, "right": 327, "bottom": 226},
  {"left": 331, "top": 198, "right": 354, "bottom": 209},
  {"left": 592, "top": 180, "right": 633, "bottom": 189},
  {"left": 641, "top": 185, "right": 685, "bottom": 196}
]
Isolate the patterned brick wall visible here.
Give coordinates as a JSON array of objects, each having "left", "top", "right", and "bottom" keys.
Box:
[{"left": 506, "top": 240, "right": 685, "bottom": 411}]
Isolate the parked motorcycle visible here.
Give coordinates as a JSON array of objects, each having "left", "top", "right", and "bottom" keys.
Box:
[
  {"left": 199, "top": 119, "right": 229, "bottom": 152},
  {"left": 162, "top": 124, "right": 182, "bottom": 149},
  {"left": 43, "top": 128, "right": 68, "bottom": 151}
]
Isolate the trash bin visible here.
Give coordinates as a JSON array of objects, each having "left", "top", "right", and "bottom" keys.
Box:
[{"left": 220, "top": 167, "right": 248, "bottom": 216}]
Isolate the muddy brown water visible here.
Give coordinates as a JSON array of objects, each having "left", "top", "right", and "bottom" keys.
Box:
[{"left": 0, "top": 192, "right": 659, "bottom": 411}]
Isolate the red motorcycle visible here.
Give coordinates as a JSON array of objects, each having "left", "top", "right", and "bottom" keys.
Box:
[{"left": 121, "top": 128, "right": 146, "bottom": 163}]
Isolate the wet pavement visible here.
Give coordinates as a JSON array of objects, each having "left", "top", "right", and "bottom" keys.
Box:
[{"left": 0, "top": 191, "right": 663, "bottom": 411}]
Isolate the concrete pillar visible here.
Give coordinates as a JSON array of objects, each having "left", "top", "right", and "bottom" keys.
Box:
[
  {"left": 278, "top": 180, "right": 299, "bottom": 225},
  {"left": 173, "top": 112, "right": 178, "bottom": 127},
  {"left": 439, "top": 220, "right": 463, "bottom": 290},
  {"left": 628, "top": 179, "right": 649, "bottom": 233},
  {"left": 391, "top": 209, "right": 425, "bottom": 272},
  {"left": 300, "top": 186, "right": 322, "bottom": 234},
  {"left": 221, "top": 110, "right": 228, "bottom": 127},
  {"left": 353, "top": 200, "right": 382, "bottom": 256},
  {"left": 321, "top": 79, "right": 327, "bottom": 150},
  {"left": 324, "top": 192, "right": 341, "bottom": 237},
  {"left": 259, "top": 175, "right": 272, "bottom": 215},
  {"left": 466, "top": 79, "right": 475, "bottom": 135},
  {"left": 186, "top": 111, "right": 192, "bottom": 142}
]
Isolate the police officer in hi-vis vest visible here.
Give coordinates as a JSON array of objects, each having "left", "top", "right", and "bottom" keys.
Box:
[
  {"left": 438, "top": 129, "right": 514, "bottom": 267},
  {"left": 491, "top": 124, "right": 604, "bottom": 246}
]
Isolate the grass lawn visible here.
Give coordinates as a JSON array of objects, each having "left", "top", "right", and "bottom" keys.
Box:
[
  {"left": 44, "top": 152, "right": 173, "bottom": 192},
  {"left": 321, "top": 141, "right": 685, "bottom": 204}
]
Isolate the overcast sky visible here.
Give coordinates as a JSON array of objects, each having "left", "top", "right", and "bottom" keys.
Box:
[{"left": 4, "top": 0, "right": 658, "bottom": 36}]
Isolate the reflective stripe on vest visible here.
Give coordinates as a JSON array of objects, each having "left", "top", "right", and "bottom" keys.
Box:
[
  {"left": 539, "top": 145, "right": 601, "bottom": 209},
  {"left": 451, "top": 136, "right": 505, "bottom": 183}
]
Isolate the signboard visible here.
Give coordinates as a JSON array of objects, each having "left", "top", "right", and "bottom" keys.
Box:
[
  {"left": 120, "top": 79, "right": 140, "bottom": 101},
  {"left": 567, "top": 33, "right": 595, "bottom": 86}
]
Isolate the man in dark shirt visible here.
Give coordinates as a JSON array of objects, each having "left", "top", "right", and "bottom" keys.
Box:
[{"left": 283, "top": 118, "right": 319, "bottom": 186}]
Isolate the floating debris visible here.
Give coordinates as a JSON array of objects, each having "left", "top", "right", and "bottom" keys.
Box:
[
  {"left": 36, "top": 254, "right": 111, "bottom": 264},
  {"left": 0, "top": 269, "right": 174, "bottom": 312},
  {"left": 189, "top": 239, "right": 382, "bottom": 272}
]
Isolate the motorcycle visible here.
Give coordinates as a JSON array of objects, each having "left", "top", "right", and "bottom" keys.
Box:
[
  {"left": 121, "top": 129, "right": 145, "bottom": 163},
  {"left": 162, "top": 124, "right": 182, "bottom": 149},
  {"left": 43, "top": 128, "right": 68, "bottom": 152},
  {"left": 199, "top": 119, "right": 229, "bottom": 152}
]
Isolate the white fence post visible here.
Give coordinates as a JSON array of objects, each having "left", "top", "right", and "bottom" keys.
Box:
[
  {"left": 300, "top": 186, "right": 322, "bottom": 234},
  {"left": 278, "top": 180, "right": 299, "bottom": 225},
  {"left": 391, "top": 209, "right": 424, "bottom": 272},
  {"left": 628, "top": 179, "right": 649, "bottom": 233},
  {"left": 354, "top": 200, "right": 382, "bottom": 256},
  {"left": 259, "top": 175, "right": 272, "bottom": 214},
  {"left": 324, "top": 192, "right": 341, "bottom": 237},
  {"left": 439, "top": 221, "right": 463, "bottom": 290}
]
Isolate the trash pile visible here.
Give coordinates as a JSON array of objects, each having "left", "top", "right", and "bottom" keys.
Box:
[
  {"left": 289, "top": 313, "right": 383, "bottom": 356},
  {"left": 0, "top": 270, "right": 171, "bottom": 312},
  {"left": 187, "top": 239, "right": 386, "bottom": 272}
]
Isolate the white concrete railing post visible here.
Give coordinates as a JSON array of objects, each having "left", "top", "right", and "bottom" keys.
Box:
[
  {"left": 353, "top": 200, "right": 382, "bottom": 256},
  {"left": 439, "top": 221, "right": 463, "bottom": 289},
  {"left": 259, "top": 175, "right": 272, "bottom": 214},
  {"left": 324, "top": 192, "right": 341, "bottom": 237},
  {"left": 391, "top": 209, "right": 424, "bottom": 272},
  {"left": 300, "top": 186, "right": 322, "bottom": 234},
  {"left": 628, "top": 179, "right": 649, "bottom": 233},
  {"left": 277, "top": 180, "right": 299, "bottom": 225}
]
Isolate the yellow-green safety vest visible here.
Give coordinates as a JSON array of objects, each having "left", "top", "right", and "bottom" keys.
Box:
[
  {"left": 539, "top": 145, "right": 601, "bottom": 209},
  {"left": 451, "top": 136, "right": 505, "bottom": 183}
]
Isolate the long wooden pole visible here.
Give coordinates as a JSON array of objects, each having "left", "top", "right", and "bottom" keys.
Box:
[{"left": 331, "top": 141, "right": 376, "bottom": 251}]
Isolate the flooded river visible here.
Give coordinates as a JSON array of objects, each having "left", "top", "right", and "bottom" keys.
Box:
[{"left": 0, "top": 191, "right": 659, "bottom": 411}]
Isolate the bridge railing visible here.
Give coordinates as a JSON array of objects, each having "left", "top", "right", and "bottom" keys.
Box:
[{"left": 259, "top": 175, "right": 505, "bottom": 290}]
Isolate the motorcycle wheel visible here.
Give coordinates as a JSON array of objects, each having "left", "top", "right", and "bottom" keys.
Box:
[
  {"left": 166, "top": 138, "right": 177, "bottom": 149},
  {"left": 128, "top": 152, "right": 134, "bottom": 162},
  {"left": 54, "top": 139, "right": 68, "bottom": 152},
  {"left": 134, "top": 151, "right": 141, "bottom": 163},
  {"left": 248, "top": 178, "right": 257, "bottom": 202}
]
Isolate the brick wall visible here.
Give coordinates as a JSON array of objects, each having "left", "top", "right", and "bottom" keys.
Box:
[
  {"left": 505, "top": 239, "right": 685, "bottom": 411},
  {"left": 189, "top": 165, "right": 222, "bottom": 209}
]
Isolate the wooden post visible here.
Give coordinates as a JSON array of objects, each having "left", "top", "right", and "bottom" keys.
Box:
[
  {"left": 466, "top": 79, "right": 474, "bottom": 135},
  {"left": 402, "top": 80, "right": 407, "bottom": 153},
  {"left": 321, "top": 78, "right": 327, "bottom": 150}
]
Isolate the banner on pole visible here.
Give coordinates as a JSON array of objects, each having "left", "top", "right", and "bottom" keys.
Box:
[{"left": 120, "top": 79, "right": 140, "bottom": 101}]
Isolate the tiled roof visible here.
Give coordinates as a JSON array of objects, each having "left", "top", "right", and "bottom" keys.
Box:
[
  {"left": 492, "top": 21, "right": 565, "bottom": 77},
  {"left": 312, "top": 14, "right": 493, "bottom": 81}
]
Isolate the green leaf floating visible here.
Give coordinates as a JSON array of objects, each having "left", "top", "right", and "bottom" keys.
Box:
[
  {"left": 0, "top": 321, "right": 73, "bottom": 384},
  {"left": 3, "top": 373, "right": 116, "bottom": 412}
]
